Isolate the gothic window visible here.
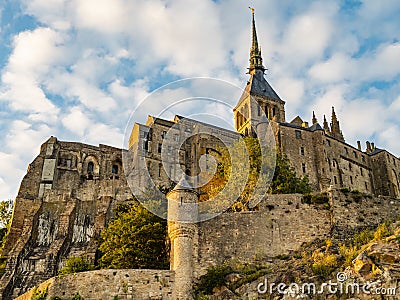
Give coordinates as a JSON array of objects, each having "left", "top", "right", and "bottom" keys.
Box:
[
  {"left": 302, "top": 163, "right": 306, "bottom": 173},
  {"left": 272, "top": 107, "right": 276, "bottom": 117},
  {"left": 300, "top": 147, "right": 305, "bottom": 156},
  {"left": 112, "top": 165, "right": 118, "bottom": 174},
  {"left": 87, "top": 162, "right": 94, "bottom": 173},
  {"left": 295, "top": 130, "right": 302, "bottom": 139}
]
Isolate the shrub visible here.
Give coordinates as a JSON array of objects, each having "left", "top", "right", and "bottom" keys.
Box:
[
  {"left": 374, "top": 223, "right": 391, "bottom": 241},
  {"left": 354, "top": 229, "right": 373, "bottom": 247},
  {"left": 310, "top": 250, "right": 337, "bottom": 277},
  {"left": 30, "top": 286, "right": 48, "bottom": 300},
  {"left": 339, "top": 244, "right": 359, "bottom": 267},
  {"left": 58, "top": 256, "right": 94, "bottom": 276},
  {"left": 71, "top": 293, "right": 82, "bottom": 300},
  {"left": 195, "top": 265, "right": 233, "bottom": 295}
]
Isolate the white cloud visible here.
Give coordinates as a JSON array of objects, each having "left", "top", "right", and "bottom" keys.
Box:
[{"left": 61, "top": 106, "right": 91, "bottom": 136}]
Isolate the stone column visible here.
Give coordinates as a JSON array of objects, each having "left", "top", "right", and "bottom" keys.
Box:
[{"left": 167, "top": 180, "right": 198, "bottom": 300}]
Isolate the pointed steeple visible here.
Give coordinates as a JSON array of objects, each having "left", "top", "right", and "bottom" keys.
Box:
[
  {"left": 312, "top": 111, "right": 318, "bottom": 125},
  {"left": 248, "top": 7, "right": 265, "bottom": 73},
  {"left": 330, "top": 107, "right": 345, "bottom": 141},
  {"left": 323, "top": 115, "right": 331, "bottom": 134}
]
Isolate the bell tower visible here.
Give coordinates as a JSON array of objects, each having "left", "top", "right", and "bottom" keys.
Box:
[{"left": 234, "top": 8, "right": 285, "bottom": 136}]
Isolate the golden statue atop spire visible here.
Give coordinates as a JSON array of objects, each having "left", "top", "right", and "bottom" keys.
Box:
[{"left": 249, "top": 7, "right": 255, "bottom": 14}]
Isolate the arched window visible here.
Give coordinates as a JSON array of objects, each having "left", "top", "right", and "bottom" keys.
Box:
[
  {"left": 87, "top": 162, "right": 94, "bottom": 173},
  {"left": 112, "top": 165, "right": 119, "bottom": 174}
]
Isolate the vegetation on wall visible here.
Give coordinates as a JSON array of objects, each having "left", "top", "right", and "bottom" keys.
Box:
[
  {"left": 99, "top": 203, "right": 169, "bottom": 269},
  {"left": 58, "top": 256, "right": 95, "bottom": 276},
  {"left": 0, "top": 199, "right": 13, "bottom": 277},
  {"left": 200, "top": 137, "right": 311, "bottom": 210}
]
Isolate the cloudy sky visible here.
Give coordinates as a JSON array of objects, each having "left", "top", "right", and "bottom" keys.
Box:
[{"left": 0, "top": 0, "right": 399, "bottom": 200}]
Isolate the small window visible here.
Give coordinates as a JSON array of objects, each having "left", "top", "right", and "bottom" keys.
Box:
[
  {"left": 350, "top": 176, "right": 353, "bottom": 184},
  {"left": 326, "top": 140, "right": 331, "bottom": 146},
  {"left": 143, "top": 140, "right": 149, "bottom": 151},
  {"left": 158, "top": 143, "right": 162, "bottom": 153},
  {"left": 362, "top": 156, "right": 365, "bottom": 163},
  {"left": 257, "top": 105, "right": 261, "bottom": 116},
  {"left": 174, "top": 134, "right": 179, "bottom": 142},
  {"left": 161, "top": 131, "right": 167, "bottom": 139},
  {"left": 272, "top": 107, "right": 276, "bottom": 117},
  {"left": 302, "top": 163, "right": 306, "bottom": 173},
  {"left": 344, "top": 147, "right": 348, "bottom": 154},
  {"left": 66, "top": 159, "right": 71, "bottom": 168},
  {"left": 334, "top": 176, "right": 337, "bottom": 184},
  {"left": 295, "top": 130, "right": 302, "bottom": 139},
  {"left": 365, "top": 182, "right": 368, "bottom": 190},
  {"left": 300, "top": 147, "right": 305, "bottom": 156},
  {"left": 87, "top": 162, "right": 94, "bottom": 173},
  {"left": 349, "top": 163, "right": 352, "bottom": 171},
  {"left": 158, "top": 163, "right": 162, "bottom": 177},
  {"left": 322, "top": 168, "right": 325, "bottom": 174},
  {"left": 353, "top": 151, "right": 358, "bottom": 159},
  {"left": 167, "top": 146, "right": 172, "bottom": 155},
  {"left": 360, "top": 168, "right": 363, "bottom": 176},
  {"left": 112, "top": 165, "right": 119, "bottom": 174}
]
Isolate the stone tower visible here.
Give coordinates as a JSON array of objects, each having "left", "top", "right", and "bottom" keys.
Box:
[
  {"left": 234, "top": 8, "right": 285, "bottom": 136},
  {"left": 167, "top": 178, "right": 199, "bottom": 300}
]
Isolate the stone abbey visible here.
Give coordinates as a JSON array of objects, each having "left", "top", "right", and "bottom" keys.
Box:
[{"left": 1, "top": 10, "right": 400, "bottom": 300}]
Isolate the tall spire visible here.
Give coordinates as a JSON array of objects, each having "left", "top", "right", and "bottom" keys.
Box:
[
  {"left": 248, "top": 7, "right": 265, "bottom": 73},
  {"left": 323, "top": 115, "right": 331, "bottom": 134},
  {"left": 312, "top": 111, "right": 318, "bottom": 125},
  {"left": 330, "top": 107, "right": 345, "bottom": 141}
]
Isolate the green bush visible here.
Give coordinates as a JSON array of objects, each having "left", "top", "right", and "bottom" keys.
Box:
[
  {"left": 354, "top": 229, "right": 373, "bottom": 247},
  {"left": 311, "top": 250, "right": 337, "bottom": 277},
  {"left": 30, "top": 286, "right": 48, "bottom": 300},
  {"left": 374, "top": 223, "right": 391, "bottom": 241},
  {"left": 58, "top": 256, "right": 94, "bottom": 276},
  {"left": 71, "top": 293, "right": 82, "bottom": 300}
]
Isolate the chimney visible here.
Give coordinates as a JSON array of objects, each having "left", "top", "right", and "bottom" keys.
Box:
[
  {"left": 366, "top": 141, "right": 372, "bottom": 153},
  {"left": 371, "top": 142, "right": 375, "bottom": 151},
  {"left": 357, "top": 141, "right": 361, "bottom": 151}
]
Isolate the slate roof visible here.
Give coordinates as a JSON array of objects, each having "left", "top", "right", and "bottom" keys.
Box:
[{"left": 236, "top": 69, "right": 283, "bottom": 108}]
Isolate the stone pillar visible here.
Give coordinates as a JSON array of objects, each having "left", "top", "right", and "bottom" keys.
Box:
[{"left": 167, "top": 180, "right": 198, "bottom": 300}]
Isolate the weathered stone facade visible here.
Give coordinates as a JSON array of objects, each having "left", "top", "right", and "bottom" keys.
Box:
[{"left": 0, "top": 138, "right": 133, "bottom": 299}]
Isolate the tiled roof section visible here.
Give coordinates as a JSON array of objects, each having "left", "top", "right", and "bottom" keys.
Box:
[
  {"left": 237, "top": 70, "right": 282, "bottom": 108},
  {"left": 309, "top": 123, "right": 324, "bottom": 132}
]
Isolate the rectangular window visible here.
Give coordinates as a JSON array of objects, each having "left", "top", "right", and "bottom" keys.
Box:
[
  {"left": 344, "top": 147, "right": 348, "bottom": 154},
  {"left": 295, "top": 130, "right": 302, "bottom": 139},
  {"left": 158, "top": 143, "right": 162, "bottom": 153},
  {"left": 174, "top": 134, "right": 179, "bottom": 142},
  {"left": 353, "top": 151, "right": 358, "bottom": 158},
  {"left": 300, "top": 147, "right": 305, "bottom": 156},
  {"left": 334, "top": 176, "right": 337, "bottom": 184},
  {"left": 302, "top": 163, "right": 306, "bottom": 173},
  {"left": 360, "top": 168, "right": 363, "bottom": 176},
  {"left": 362, "top": 156, "right": 365, "bottom": 163},
  {"left": 158, "top": 163, "right": 162, "bottom": 177},
  {"left": 350, "top": 176, "right": 353, "bottom": 184},
  {"left": 365, "top": 182, "right": 368, "bottom": 190},
  {"left": 161, "top": 131, "right": 167, "bottom": 139}
]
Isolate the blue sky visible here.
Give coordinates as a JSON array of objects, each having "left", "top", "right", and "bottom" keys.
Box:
[{"left": 0, "top": 0, "right": 400, "bottom": 200}]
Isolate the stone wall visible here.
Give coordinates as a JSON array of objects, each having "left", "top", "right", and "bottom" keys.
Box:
[
  {"left": 15, "top": 269, "right": 175, "bottom": 300},
  {"left": 194, "top": 194, "right": 332, "bottom": 276}
]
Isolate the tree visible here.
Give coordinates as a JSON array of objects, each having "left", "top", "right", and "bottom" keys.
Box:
[
  {"left": 58, "top": 256, "right": 95, "bottom": 276},
  {"left": 0, "top": 199, "right": 13, "bottom": 250},
  {"left": 99, "top": 203, "right": 169, "bottom": 269},
  {"left": 201, "top": 138, "right": 311, "bottom": 210},
  {"left": 269, "top": 152, "right": 312, "bottom": 194}
]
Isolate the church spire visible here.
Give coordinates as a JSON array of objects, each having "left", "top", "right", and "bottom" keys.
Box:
[
  {"left": 312, "top": 111, "right": 318, "bottom": 125},
  {"left": 330, "top": 107, "right": 345, "bottom": 142},
  {"left": 323, "top": 115, "right": 331, "bottom": 135},
  {"left": 248, "top": 7, "right": 265, "bottom": 73}
]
